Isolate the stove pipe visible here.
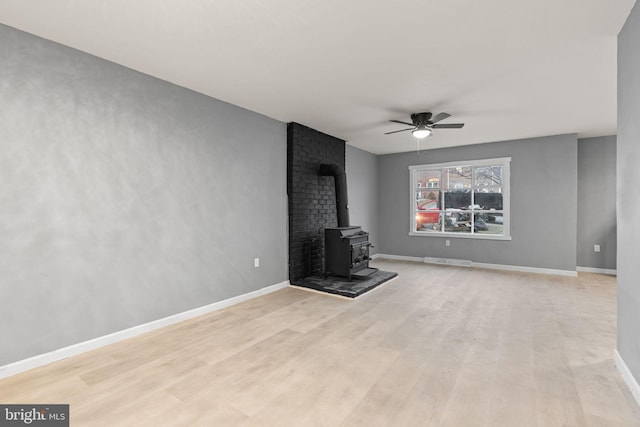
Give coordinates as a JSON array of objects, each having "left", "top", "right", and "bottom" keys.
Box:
[{"left": 317, "top": 163, "right": 349, "bottom": 227}]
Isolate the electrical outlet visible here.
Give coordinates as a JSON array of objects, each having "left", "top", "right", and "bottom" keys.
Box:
[
  {"left": 254, "top": 258, "right": 260, "bottom": 268},
  {"left": 445, "top": 240, "right": 451, "bottom": 247},
  {"left": 594, "top": 245, "right": 600, "bottom": 253}
]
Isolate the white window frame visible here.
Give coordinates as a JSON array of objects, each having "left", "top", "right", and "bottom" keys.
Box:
[{"left": 409, "top": 157, "right": 511, "bottom": 240}]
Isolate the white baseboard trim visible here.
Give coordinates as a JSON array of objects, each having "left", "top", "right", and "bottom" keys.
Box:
[
  {"left": 615, "top": 349, "right": 640, "bottom": 408},
  {"left": 424, "top": 257, "right": 472, "bottom": 267},
  {"left": 0, "top": 280, "right": 290, "bottom": 380},
  {"left": 471, "top": 262, "right": 578, "bottom": 277},
  {"left": 373, "top": 254, "right": 424, "bottom": 263},
  {"left": 577, "top": 266, "right": 617, "bottom": 275},
  {"left": 374, "top": 253, "right": 577, "bottom": 277}
]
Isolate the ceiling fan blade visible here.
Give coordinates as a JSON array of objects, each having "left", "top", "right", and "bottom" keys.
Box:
[
  {"left": 384, "top": 128, "right": 414, "bottom": 135},
  {"left": 430, "top": 112, "right": 451, "bottom": 124},
  {"left": 432, "top": 123, "right": 464, "bottom": 129},
  {"left": 389, "top": 119, "right": 414, "bottom": 126}
]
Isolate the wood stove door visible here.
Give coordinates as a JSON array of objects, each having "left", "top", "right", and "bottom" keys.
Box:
[{"left": 351, "top": 241, "right": 370, "bottom": 270}]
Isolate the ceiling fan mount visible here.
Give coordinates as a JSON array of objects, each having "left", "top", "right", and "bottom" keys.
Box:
[
  {"left": 410, "top": 112, "right": 434, "bottom": 126},
  {"left": 385, "top": 112, "right": 464, "bottom": 138}
]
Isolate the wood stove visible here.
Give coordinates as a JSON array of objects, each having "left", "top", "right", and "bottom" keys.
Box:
[
  {"left": 324, "top": 226, "right": 372, "bottom": 281},
  {"left": 318, "top": 162, "right": 376, "bottom": 281}
]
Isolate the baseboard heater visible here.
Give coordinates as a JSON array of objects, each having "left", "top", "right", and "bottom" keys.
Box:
[{"left": 423, "top": 257, "right": 472, "bottom": 267}]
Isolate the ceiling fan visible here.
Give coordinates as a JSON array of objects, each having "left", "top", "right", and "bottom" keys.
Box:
[{"left": 385, "top": 112, "right": 464, "bottom": 139}]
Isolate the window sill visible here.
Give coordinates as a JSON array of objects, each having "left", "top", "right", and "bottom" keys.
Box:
[{"left": 409, "top": 231, "right": 512, "bottom": 241}]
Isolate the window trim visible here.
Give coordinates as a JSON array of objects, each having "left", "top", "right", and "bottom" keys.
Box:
[{"left": 408, "top": 157, "right": 512, "bottom": 240}]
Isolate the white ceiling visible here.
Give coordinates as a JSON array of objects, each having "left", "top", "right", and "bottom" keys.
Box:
[{"left": 0, "top": 0, "right": 636, "bottom": 154}]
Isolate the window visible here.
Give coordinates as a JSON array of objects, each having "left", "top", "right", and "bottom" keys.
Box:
[{"left": 409, "top": 157, "right": 511, "bottom": 240}]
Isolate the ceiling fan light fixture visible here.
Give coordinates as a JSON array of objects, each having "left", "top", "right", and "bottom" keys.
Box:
[{"left": 412, "top": 126, "right": 432, "bottom": 139}]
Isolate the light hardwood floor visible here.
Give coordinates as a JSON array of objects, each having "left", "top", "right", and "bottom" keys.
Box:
[{"left": 2, "top": 260, "right": 640, "bottom": 426}]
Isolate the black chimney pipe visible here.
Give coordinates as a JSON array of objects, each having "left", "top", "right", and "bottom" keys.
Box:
[{"left": 317, "top": 163, "right": 349, "bottom": 227}]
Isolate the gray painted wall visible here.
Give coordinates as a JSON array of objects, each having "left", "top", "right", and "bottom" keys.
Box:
[
  {"left": 0, "top": 24, "right": 288, "bottom": 366},
  {"left": 377, "top": 134, "right": 578, "bottom": 271},
  {"left": 577, "top": 136, "right": 617, "bottom": 270},
  {"left": 346, "top": 144, "right": 378, "bottom": 253},
  {"left": 618, "top": 0, "right": 640, "bottom": 389}
]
